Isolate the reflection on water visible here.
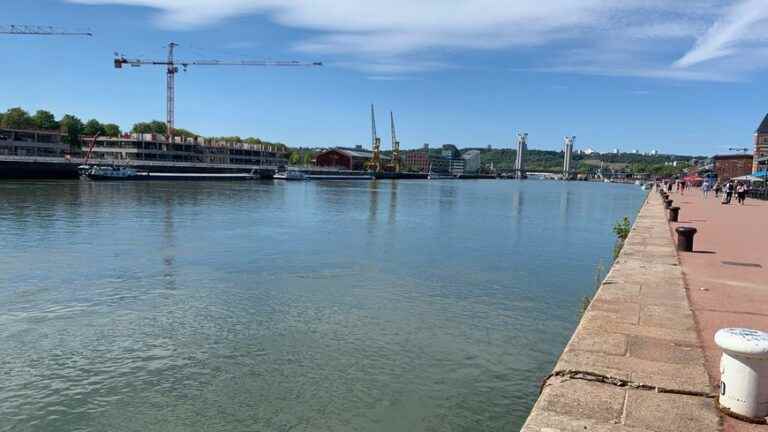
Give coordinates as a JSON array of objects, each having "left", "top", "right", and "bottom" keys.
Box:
[
  {"left": 559, "top": 188, "right": 572, "bottom": 226},
  {"left": 0, "top": 179, "right": 645, "bottom": 432},
  {"left": 162, "top": 194, "right": 177, "bottom": 291},
  {"left": 388, "top": 179, "right": 398, "bottom": 226}
]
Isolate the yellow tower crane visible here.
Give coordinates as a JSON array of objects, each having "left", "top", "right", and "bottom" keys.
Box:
[{"left": 114, "top": 42, "right": 321, "bottom": 142}]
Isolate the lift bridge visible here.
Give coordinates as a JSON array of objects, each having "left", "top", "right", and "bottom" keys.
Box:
[{"left": 509, "top": 134, "right": 576, "bottom": 179}]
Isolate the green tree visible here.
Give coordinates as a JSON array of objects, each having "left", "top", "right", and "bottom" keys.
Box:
[
  {"left": 219, "top": 136, "right": 242, "bottom": 142},
  {"left": 132, "top": 120, "right": 167, "bottom": 135},
  {"left": 31, "top": 110, "right": 59, "bottom": 130},
  {"left": 1, "top": 107, "right": 34, "bottom": 129},
  {"left": 302, "top": 152, "right": 313, "bottom": 165},
  {"left": 83, "top": 119, "right": 105, "bottom": 136},
  {"left": 288, "top": 151, "right": 301, "bottom": 165},
  {"left": 174, "top": 128, "right": 197, "bottom": 138},
  {"left": 59, "top": 114, "right": 84, "bottom": 147},
  {"left": 102, "top": 123, "right": 121, "bottom": 137}
]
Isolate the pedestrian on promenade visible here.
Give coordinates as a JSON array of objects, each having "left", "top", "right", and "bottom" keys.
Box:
[
  {"left": 714, "top": 181, "right": 722, "bottom": 198},
  {"left": 722, "top": 181, "right": 733, "bottom": 205},
  {"left": 736, "top": 182, "right": 747, "bottom": 205},
  {"left": 667, "top": 181, "right": 673, "bottom": 193},
  {"left": 680, "top": 180, "right": 686, "bottom": 195},
  {"left": 702, "top": 181, "right": 711, "bottom": 198}
]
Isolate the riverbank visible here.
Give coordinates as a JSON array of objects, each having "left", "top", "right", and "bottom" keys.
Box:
[
  {"left": 669, "top": 189, "right": 768, "bottom": 432},
  {"left": 521, "top": 192, "right": 720, "bottom": 431}
]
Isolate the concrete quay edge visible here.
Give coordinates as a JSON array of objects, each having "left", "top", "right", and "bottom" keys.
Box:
[{"left": 520, "top": 192, "right": 721, "bottom": 432}]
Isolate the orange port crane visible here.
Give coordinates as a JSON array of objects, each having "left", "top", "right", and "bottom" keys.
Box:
[
  {"left": 114, "top": 42, "right": 322, "bottom": 141},
  {"left": 366, "top": 104, "right": 382, "bottom": 172},
  {"left": 0, "top": 25, "right": 93, "bottom": 36},
  {"left": 390, "top": 111, "right": 401, "bottom": 173}
]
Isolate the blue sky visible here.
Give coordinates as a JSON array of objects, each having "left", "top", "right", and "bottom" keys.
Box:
[{"left": 2, "top": 0, "right": 768, "bottom": 155}]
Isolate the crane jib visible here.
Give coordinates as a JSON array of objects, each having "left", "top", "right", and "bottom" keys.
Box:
[{"left": 113, "top": 42, "right": 321, "bottom": 142}]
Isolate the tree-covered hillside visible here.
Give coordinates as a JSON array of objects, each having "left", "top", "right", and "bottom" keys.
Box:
[{"left": 474, "top": 148, "right": 697, "bottom": 173}]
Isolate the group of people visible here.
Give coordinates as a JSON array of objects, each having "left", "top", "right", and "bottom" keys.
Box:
[
  {"left": 708, "top": 180, "right": 749, "bottom": 205},
  {"left": 658, "top": 179, "right": 749, "bottom": 205}
]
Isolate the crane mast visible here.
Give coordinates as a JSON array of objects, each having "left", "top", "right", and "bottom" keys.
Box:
[
  {"left": 390, "top": 111, "right": 401, "bottom": 173},
  {"left": 367, "top": 104, "right": 382, "bottom": 172},
  {"left": 166, "top": 43, "right": 178, "bottom": 139},
  {"left": 114, "top": 42, "right": 322, "bottom": 142}
]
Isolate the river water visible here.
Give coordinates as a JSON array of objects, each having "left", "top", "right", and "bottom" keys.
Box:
[{"left": 0, "top": 179, "right": 645, "bottom": 431}]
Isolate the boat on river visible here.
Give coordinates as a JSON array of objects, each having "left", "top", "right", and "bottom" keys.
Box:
[
  {"left": 274, "top": 168, "right": 373, "bottom": 181},
  {"left": 426, "top": 162, "right": 456, "bottom": 180},
  {"left": 84, "top": 165, "right": 255, "bottom": 181},
  {"left": 427, "top": 173, "right": 457, "bottom": 180}
]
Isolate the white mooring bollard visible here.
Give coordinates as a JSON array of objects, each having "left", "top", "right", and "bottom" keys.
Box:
[{"left": 714, "top": 328, "right": 768, "bottom": 421}]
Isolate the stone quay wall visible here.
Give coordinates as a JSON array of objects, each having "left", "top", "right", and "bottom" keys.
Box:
[{"left": 521, "top": 192, "right": 721, "bottom": 432}]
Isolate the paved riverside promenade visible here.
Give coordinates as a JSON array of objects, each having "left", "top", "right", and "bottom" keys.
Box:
[
  {"left": 669, "top": 189, "right": 768, "bottom": 432},
  {"left": 521, "top": 192, "right": 721, "bottom": 431}
]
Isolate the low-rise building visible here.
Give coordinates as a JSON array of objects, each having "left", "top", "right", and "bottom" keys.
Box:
[
  {"left": 314, "top": 146, "right": 390, "bottom": 170},
  {"left": 428, "top": 157, "right": 450, "bottom": 174},
  {"left": 448, "top": 158, "right": 466, "bottom": 176},
  {"left": 402, "top": 149, "right": 429, "bottom": 172},
  {"left": 713, "top": 154, "right": 753, "bottom": 180},
  {"left": 461, "top": 150, "right": 481, "bottom": 174},
  {"left": 0, "top": 128, "right": 71, "bottom": 157}
]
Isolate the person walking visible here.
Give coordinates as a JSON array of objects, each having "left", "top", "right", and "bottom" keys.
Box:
[
  {"left": 736, "top": 182, "right": 747, "bottom": 205},
  {"left": 702, "top": 181, "right": 711, "bottom": 198},
  {"left": 722, "top": 181, "right": 733, "bottom": 205},
  {"left": 667, "top": 181, "right": 673, "bottom": 193},
  {"left": 714, "top": 181, "right": 722, "bottom": 198}
]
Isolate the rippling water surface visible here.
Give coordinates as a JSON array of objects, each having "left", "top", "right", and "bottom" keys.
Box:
[{"left": 0, "top": 179, "right": 645, "bottom": 431}]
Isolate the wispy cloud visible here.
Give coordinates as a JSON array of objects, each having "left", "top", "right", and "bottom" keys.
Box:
[
  {"left": 675, "top": 0, "right": 768, "bottom": 67},
  {"left": 531, "top": 65, "right": 737, "bottom": 82},
  {"left": 366, "top": 75, "right": 422, "bottom": 81},
  {"left": 222, "top": 40, "right": 260, "bottom": 50},
  {"left": 67, "top": 0, "right": 768, "bottom": 81}
]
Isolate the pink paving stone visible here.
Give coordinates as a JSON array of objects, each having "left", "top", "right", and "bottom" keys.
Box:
[{"left": 667, "top": 187, "right": 768, "bottom": 432}]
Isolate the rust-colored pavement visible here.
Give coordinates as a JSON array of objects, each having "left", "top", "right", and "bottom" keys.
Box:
[{"left": 669, "top": 188, "right": 768, "bottom": 432}]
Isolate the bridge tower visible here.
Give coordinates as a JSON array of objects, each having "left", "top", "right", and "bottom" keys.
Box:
[
  {"left": 563, "top": 135, "right": 575, "bottom": 179},
  {"left": 515, "top": 133, "right": 528, "bottom": 179}
]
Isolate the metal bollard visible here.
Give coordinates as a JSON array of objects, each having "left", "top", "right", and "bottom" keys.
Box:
[
  {"left": 668, "top": 206, "right": 680, "bottom": 222},
  {"left": 675, "top": 226, "right": 697, "bottom": 252},
  {"left": 715, "top": 328, "right": 768, "bottom": 422}
]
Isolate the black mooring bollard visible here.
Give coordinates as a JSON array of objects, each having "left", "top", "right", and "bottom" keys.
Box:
[
  {"left": 668, "top": 206, "right": 680, "bottom": 222},
  {"left": 664, "top": 199, "right": 673, "bottom": 209},
  {"left": 675, "top": 226, "right": 697, "bottom": 252}
]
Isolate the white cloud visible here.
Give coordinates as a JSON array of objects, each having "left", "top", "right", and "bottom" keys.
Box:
[
  {"left": 67, "top": 0, "right": 768, "bottom": 81},
  {"left": 675, "top": 0, "right": 768, "bottom": 68}
]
